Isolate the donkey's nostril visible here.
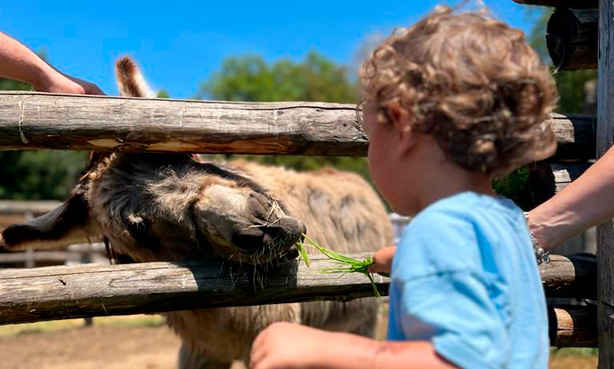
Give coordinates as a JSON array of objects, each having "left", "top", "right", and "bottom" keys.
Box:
[
  {"left": 284, "top": 245, "right": 299, "bottom": 260},
  {"left": 274, "top": 218, "right": 306, "bottom": 238}
]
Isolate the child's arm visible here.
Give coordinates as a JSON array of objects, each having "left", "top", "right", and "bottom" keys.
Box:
[
  {"left": 368, "top": 245, "right": 396, "bottom": 275},
  {"left": 250, "top": 322, "right": 456, "bottom": 369},
  {"left": 0, "top": 32, "right": 104, "bottom": 95}
]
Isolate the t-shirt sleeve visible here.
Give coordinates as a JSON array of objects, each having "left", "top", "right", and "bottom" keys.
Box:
[
  {"left": 392, "top": 272, "right": 509, "bottom": 369},
  {"left": 391, "top": 207, "right": 509, "bottom": 369}
]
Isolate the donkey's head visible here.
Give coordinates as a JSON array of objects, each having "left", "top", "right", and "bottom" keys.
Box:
[
  {"left": 0, "top": 57, "right": 305, "bottom": 266},
  {"left": 1, "top": 157, "right": 305, "bottom": 265},
  {"left": 172, "top": 162, "right": 305, "bottom": 264},
  {"left": 113, "top": 156, "right": 307, "bottom": 264}
]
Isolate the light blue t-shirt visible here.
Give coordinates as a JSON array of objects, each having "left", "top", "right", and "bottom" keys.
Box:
[{"left": 387, "top": 192, "right": 549, "bottom": 369}]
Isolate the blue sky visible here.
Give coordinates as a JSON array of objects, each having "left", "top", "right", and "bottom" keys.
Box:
[{"left": 0, "top": 1, "right": 539, "bottom": 99}]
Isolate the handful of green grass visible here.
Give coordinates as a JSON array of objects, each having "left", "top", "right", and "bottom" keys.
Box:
[{"left": 295, "top": 234, "right": 380, "bottom": 297}]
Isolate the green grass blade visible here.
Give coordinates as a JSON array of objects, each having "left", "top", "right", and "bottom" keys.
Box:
[
  {"left": 367, "top": 273, "right": 381, "bottom": 298},
  {"left": 300, "top": 233, "right": 380, "bottom": 298},
  {"left": 295, "top": 241, "right": 310, "bottom": 267}
]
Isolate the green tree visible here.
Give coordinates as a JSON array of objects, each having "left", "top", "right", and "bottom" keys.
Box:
[
  {"left": 198, "top": 51, "right": 368, "bottom": 180},
  {"left": 0, "top": 150, "right": 88, "bottom": 200},
  {"left": 0, "top": 55, "right": 88, "bottom": 200},
  {"left": 199, "top": 51, "right": 360, "bottom": 103},
  {"left": 156, "top": 89, "right": 170, "bottom": 98}
]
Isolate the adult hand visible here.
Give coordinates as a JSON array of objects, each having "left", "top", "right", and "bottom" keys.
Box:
[
  {"left": 35, "top": 70, "right": 104, "bottom": 95},
  {"left": 251, "top": 322, "right": 333, "bottom": 369},
  {"left": 368, "top": 245, "right": 396, "bottom": 276}
]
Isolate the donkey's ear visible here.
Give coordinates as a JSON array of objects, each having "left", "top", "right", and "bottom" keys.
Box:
[{"left": 1, "top": 193, "right": 99, "bottom": 251}]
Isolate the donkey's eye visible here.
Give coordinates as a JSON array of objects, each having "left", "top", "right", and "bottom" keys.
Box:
[{"left": 248, "top": 192, "right": 271, "bottom": 219}]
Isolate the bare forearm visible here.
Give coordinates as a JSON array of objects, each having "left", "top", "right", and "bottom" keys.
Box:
[
  {"left": 314, "top": 333, "right": 455, "bottom": 369},
  {"left": 529, "top": 146, "right": 614, "bottom": 249},
  {"left": 0, "top": 32, "right": 55, "bottom": 89}
]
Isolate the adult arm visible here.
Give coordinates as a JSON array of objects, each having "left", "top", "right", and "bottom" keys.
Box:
[
  {"left": 0, "top": 32, "right": 103, "bottom": 94},
  {"left": 528, "top": 146, "right": 614, "bottom": 250}
]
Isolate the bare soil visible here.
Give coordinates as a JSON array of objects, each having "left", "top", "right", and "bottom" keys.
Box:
[{"left": 0, "top": 324, "right": 180, "bottom": 369}]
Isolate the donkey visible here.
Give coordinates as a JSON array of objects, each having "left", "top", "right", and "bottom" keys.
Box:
[{"left": 1, "top": 57, "right": 393, "bottom": 369}]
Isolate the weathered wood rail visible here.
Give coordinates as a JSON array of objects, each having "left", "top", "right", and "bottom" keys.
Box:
[
  {"left": 0, "top": 200, "right": 60, "bottom": 215},
  {"left": 529, "top": 161, "right": 592, "bottom": 207},
  {"left": 547, "top": 8, "right": 598, "bottom": 70},
  {"left": 541, "top": 254, "right": 596, "bottom": 299},
  {"left": 550, "top": 304, "right": 596, "bottom": 347},
  {"left": 0, "top": 92, "right": 596, "bottom": 160},
  {"left": 0, "top": 255, "right": 387, "bottom": 325},
  {"left": 550, "top": 113, "right": 595, "bottom": 159},
  {"left": 513, "top": 1, "right": 599, "bottom": 71},
  {"left": 0, "top": 92, "right": 367, "bottom": 156},
  {"left": 0, "top": 250, "right": 86, "bottom": 264},
  {"left": 513, "top": 0, "right": 598, "bottom": 7},
  {"left": 0, "top": 253, "right": 597, "bottom": 346}
]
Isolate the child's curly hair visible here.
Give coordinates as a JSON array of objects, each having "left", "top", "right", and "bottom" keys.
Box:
[{"left": 360, "top": 6, "right": 558, "bottom": 176}]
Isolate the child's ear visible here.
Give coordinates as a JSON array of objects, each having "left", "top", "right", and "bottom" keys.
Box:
[{"left": 385, "top": 101, "right": 416, "bottom": 154}]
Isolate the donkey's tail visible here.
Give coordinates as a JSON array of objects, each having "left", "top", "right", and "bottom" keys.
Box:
[{"left": 115, "top": 56, "right": 155, "bottom": 98}]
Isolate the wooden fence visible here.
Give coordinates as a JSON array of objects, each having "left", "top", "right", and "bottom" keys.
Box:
[
  {"left": 0, "top": 2, "right": 610, "bottom": 353},
  {"left": 0, "top": 89, "right": 603, "bottom": 349},
  {"left": 0, "top": 200, "right": 107, "bottom": 267},
  {"left": 0, "top": 0, "right": 608, "bottom": 363},
  {"left": 0, "top": 253, "right": 597, "bottom": 347}
]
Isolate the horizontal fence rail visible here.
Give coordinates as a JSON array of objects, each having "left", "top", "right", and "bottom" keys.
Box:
[
  {"left": 529, "top": 161, "right": 592, "bottom": 207},
  {"left": 0, "top": 253, "right": 597, "bottom": 346},
  {"left": 0, "top": 200, "right": 60, "bottom": 215},
  {"left": 542, "top": 254, "right": 596, "bottom": 299},
  {"left": 0, "top": 92, "right": 367, "bottom": 156},
  {"left": 0, "top": 254, "right": 388, "bottom": 325},
  {"left": 0, "top": 250, "right": 86, "bottom": 264},
  {"left": 550, "top": 304, "right": 596, "bottom": 347},
  {"left": 546, "top": 8, "right": 598, "bottom": 71},
  {"left": 512, "top": 0, "right": 598, "bottom": 8},
  {"left": 0, "top": 92, "right": 596, "bottom": 160}
]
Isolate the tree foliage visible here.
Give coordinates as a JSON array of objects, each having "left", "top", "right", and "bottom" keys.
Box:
[
  {"left": 0, "top": 149, "right": 87, "bottom": 200},
  {"left": 156, "top": 90, "right": 169, "bottom": 98},
  {"left": 493, "top": 167, "right": 531, "bottom": 210},
  {"left": 199, "top": 51, "right": 360, "bottom": 103}
]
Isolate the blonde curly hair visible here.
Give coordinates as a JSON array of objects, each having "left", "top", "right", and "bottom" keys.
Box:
[{"left": 360, "top": 6, "right": 558, "bottom": 176}]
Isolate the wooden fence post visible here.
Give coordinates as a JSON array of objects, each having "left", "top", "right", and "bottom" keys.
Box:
[{"left": 598, "top": 1, "right": 614, "bottom": 367}]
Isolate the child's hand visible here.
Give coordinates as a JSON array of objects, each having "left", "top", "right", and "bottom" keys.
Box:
[
  {"left": 368, "top": 246, "right": 396, "bottom": 276},
  {"left": 251, "top": 322, "right": 332, "bottom": 369}
]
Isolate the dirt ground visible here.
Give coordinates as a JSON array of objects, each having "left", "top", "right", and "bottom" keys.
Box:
[
  {"left": 0, "top": 316, "right": 598, "bottom": 369},
  {"left": 0, "top": 324, "right": 180, "bottom": 369}
]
